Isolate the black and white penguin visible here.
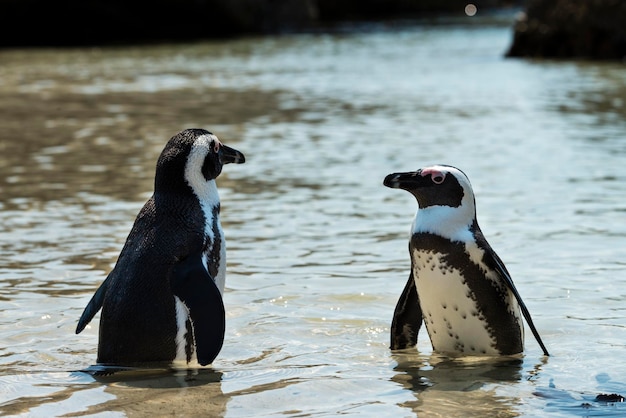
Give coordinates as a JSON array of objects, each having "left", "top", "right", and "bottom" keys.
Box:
[
  {"left": 383, "top": 165, "right": 549, "bottom": 356},
  {"left": 76, "top": 128, "right": 245, "bottom": 367}
]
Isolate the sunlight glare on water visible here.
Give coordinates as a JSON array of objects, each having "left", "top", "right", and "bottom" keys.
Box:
[{"left": 1, "top": 14, "right": 625, "bottom": 417}]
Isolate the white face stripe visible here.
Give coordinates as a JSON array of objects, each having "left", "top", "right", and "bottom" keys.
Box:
[
  {"left": 411, "top": 165, "right": 477, "bottom": 242},
  {"left": 183, "top": 134, "right": 226, "bottom": 295},
  {"left": 183, "top": 134, "right": 221, "bottom": 250},
  {"left": 184, "top": 134, "right": 222, "bottom": 207}
]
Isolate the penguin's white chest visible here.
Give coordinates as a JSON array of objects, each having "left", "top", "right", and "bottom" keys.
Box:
[
  {"left": 185, "top": 177, "right": 226, "bottom": 295},
  {"left": 210, "top": 224, "right": 226, "bottom": 294},
  {"left": 412, "top": 249, "right": 499, "bottom": 355},
  {"left": 201, "top": 203, "right": 226, "bottom": 294}
]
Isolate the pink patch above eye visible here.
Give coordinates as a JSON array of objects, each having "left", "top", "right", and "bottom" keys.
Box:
[{"left": 420, "top": 167, "right": 446, "bottom": 184}]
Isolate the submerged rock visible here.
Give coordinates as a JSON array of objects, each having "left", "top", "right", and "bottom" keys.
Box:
[{"left": 595, "top": 393, "right": 625, "bottom": 403}]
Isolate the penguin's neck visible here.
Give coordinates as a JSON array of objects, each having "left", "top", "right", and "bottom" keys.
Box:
[
  {"left": 191, "top": 179, "right": 222, "bottom": 244},
  {"left": 188, "top": 179, "right": 221, "bottom": 209},
  {"left": 190, "top": 180, "right": 226, "bottom": 295},
  {"left": 412, "top": 204, "right": 476, "bottom": 243}
]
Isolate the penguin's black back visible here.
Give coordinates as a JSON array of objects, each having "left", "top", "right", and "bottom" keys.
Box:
[{"left": 97, "top": 194, "right": 206, "bottom": 365}]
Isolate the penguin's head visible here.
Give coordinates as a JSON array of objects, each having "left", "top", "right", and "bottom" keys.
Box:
[
  {"left": 155, "top": 128, "right": 245, "bottom": 194},
  {"left": 384, "top": 164, "right": 475, "bottom": 212}
]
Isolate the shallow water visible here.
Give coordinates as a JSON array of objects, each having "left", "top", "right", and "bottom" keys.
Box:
[{"left": 1, "top": 15, "right": 626, "bottom": 417}]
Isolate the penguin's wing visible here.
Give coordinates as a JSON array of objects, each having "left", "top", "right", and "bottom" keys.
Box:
[
  {"left": 170, "top": 252, "right": 225, "bottom": 366},
  {"left": 471, "top": 224, "right": 549, "bottom": 356},
  {"left": 390, "top": 270, "right": 423, "bottom": 350},
  {"left": 489, "top": 251, "right": 549, "bottom": 356},
  {"left": 76, "top": 275, "right": 112, "bottom": 334}
]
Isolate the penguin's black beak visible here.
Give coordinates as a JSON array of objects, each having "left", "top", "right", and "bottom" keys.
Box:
[
  {"left": 383, "top": 170, "right": 424, "bottom": 191},
  {"left": 219, "top": 144, "right": 245, "bottom": 165}
]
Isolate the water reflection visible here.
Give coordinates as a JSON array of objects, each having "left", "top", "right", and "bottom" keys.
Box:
[
  {"left": 87, "top": 368, "right": 228, "bottom": 417},
  {"left": 392, "top": 351, "right": 536, "bottom": 416},
  {"left": 553, "top": 63, "right": 626, "bottom": 120},
  {"left": 0, "top": 369, "right": 227, "bottom": 417},
  {"left": 0, "top": 87, "right": 279, "bottom": 205}
]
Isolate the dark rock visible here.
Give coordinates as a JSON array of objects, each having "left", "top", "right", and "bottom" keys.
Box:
[
  {"left": 595, "top": 393, "right": 625, "bottom": 403},
  {"left": 0, "top": 0, "right": 523, "bottom": 48},
  {"left": 213, "top": 0, "right": 319, "bottom": 33},
  {"left": 507, "top": 0, "right": 626, "bottom": 60},
  {"left": 315, "top": 0, "right": 511, "bottom": 21},
  {"left": 0, "top": 0, "right": 319, "bottom": 47}
]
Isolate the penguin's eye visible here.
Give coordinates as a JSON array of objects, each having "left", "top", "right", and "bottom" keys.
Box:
[
  {"left": 420, "top": 168, "right": 446, "bottom": 185},
  {"left": 213, "top": 142, "right": 220, "bottom": 153},
  {"left": 431, "top": 173, "right": 445, "bottom": 184}
]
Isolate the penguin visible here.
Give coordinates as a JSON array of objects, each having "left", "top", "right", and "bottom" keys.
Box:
[
  {"left": 75, "top": 128, "right": 245, "bottom": 367},
  {"left": 383, "top": 165, "right": 549, "bottom": 356}
]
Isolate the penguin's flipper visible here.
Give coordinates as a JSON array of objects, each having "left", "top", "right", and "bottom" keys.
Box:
[
  {"left": 390, "top": 271, "right": 423, "bottom": 350},
  {"left": 76, "top": 275, "right": 111, "bottom": 334},
  {"left": 490, "top": 252, "right": 550, "bottom": 357},
  {"left": 170, "top": 253, "right": 225, "bottom": 366}
]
